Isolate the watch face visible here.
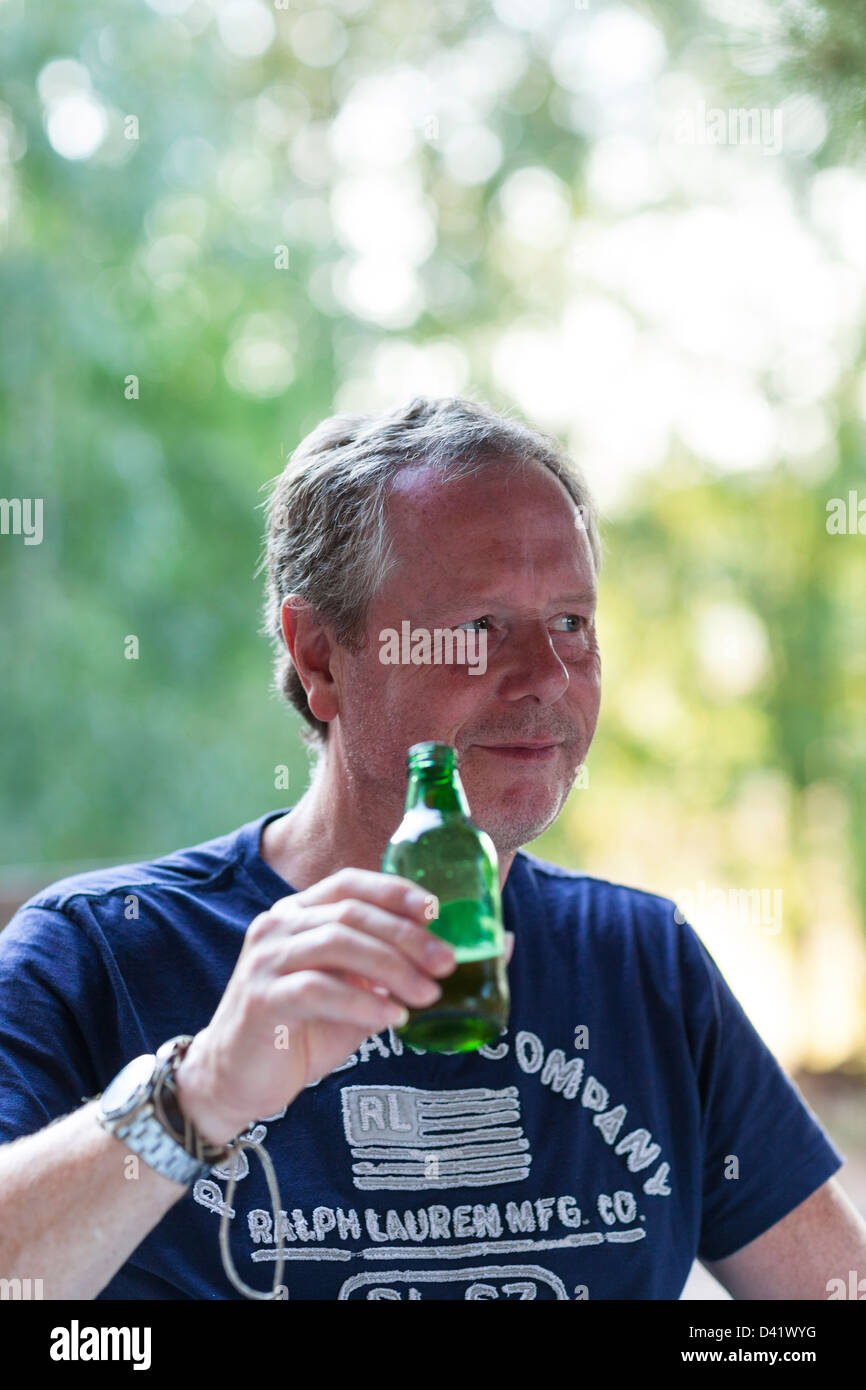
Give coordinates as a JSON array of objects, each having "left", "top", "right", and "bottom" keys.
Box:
[{"left": 100, "top": 1054, "right": 157, "bottom": 1119}]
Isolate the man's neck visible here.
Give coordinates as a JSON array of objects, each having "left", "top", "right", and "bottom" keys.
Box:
[
  {"left": 259, "top": 752, "right": 516, "bottom": 892},
  {"left": 260, "top": 781, "right": 392, "bottom": 893}
]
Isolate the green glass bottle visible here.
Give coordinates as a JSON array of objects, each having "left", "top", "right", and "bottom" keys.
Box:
[{"left": 381, "top": 741, "right": 510, "bottom": 1053}]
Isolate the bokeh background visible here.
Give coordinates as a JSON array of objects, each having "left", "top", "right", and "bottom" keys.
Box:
[{"left": 2, "top": 0, "right": 865, "bottom": 1297}]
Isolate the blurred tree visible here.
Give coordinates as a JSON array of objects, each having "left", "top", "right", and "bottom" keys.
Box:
[{"left": 0, "top": 0, "right": 864, "bottom": 1062}]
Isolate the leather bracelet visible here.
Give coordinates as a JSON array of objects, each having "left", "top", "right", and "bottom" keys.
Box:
[{"left": 152, "top": 1036, "right": 247, "bottom": 1168}]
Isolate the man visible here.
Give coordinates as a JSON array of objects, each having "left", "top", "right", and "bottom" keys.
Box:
[{"left": 0, "top": 396, "right": 863, "bottom": 1301}]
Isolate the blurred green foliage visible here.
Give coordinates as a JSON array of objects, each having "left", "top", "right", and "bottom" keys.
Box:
[{"left": 0, "top": 0, "right": 864, "bottom": 1009}]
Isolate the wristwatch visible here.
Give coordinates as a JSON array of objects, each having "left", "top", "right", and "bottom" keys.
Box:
[{"left": 96, "top": 1036, "right": 225, "bottom": 1187}]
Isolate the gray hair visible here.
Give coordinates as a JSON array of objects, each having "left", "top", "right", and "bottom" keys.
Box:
[{"left": 258, "top": 396, "right": 602, "bottom": 745}]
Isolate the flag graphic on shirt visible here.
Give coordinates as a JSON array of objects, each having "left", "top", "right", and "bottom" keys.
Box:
[{"left": 340, "top": 1083, "right": 532, "bottom": 1190}]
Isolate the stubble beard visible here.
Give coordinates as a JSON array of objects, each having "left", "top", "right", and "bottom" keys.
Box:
[{"left": 463, "top": 766, "right": 576, "bottom": 861}]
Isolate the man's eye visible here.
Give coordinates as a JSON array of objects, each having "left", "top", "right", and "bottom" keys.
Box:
[
  {"left": 456, "top": 617, "right": 490, "bottom": 632},
  {"left": 553, "top": 615, "right": 587, "bottom": 632}
]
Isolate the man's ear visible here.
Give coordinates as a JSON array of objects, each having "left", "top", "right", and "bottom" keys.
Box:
[{"left": 280, "top": 595, "right": 340, "bottom": 726}]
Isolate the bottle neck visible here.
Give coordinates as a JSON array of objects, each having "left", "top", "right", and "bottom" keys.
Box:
[{"left": 404, "top": 770, "right": 471, "bottom": 816}]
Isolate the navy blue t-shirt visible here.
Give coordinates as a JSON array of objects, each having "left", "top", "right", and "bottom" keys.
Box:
[{"left": 0, "top": 809, "right": 844, "bottom": 1300}]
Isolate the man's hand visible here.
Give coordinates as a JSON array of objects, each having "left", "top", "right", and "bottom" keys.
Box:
[{"left": 174, "top": 868, "right": 514, "bottom": 1145}]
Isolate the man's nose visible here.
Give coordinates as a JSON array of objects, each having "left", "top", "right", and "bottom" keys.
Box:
[{"left": 497, "top": 623, "right": 570, "bottom": 704}]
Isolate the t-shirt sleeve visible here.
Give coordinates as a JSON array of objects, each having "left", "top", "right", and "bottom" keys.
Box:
[
  {"left": 677, "top": 918, "right": 846, "bottom": 1264},
  {"left": 0, "top": 903, "right": 115, "bottom": 1144}
]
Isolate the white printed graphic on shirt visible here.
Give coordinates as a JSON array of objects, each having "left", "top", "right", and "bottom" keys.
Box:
[
  {"left": 338, "top": 1265, "right": 572, "bottom": 1299},
  {"left": 341, "top": 1084, "right": 530, "bottom": 1189},
  {"left": 192, "top": 1022, "right": 672, "bottom": 1299}
]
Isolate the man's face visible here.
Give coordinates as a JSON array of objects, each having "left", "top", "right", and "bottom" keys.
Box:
[{"left": 329, "top": 458, "right": 601, "bottom": 855}]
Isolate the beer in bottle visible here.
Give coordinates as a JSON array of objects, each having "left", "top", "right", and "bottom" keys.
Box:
[{"left": 381, "top": 741, "right": 509, "bottom": 1052}]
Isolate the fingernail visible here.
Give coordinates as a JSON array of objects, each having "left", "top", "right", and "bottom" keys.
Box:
[
  {"left": 408, "top": 889, "right": 438, "bottom": 920},
  {"left": 425, "top": 937, "right": 455, "bottom": 964}
]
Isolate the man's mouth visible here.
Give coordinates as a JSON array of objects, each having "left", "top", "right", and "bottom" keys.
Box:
[{"left": 474, "top": 742, "right": 562, "bottom": 762}]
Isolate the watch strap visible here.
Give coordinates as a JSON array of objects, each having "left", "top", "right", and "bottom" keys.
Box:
[
  {"left": 111, "top": 1104, "right": 213, "bottom": 1186},
  {"left": 97, "top": 1036, "right": 235, "bottom": 1187}
]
